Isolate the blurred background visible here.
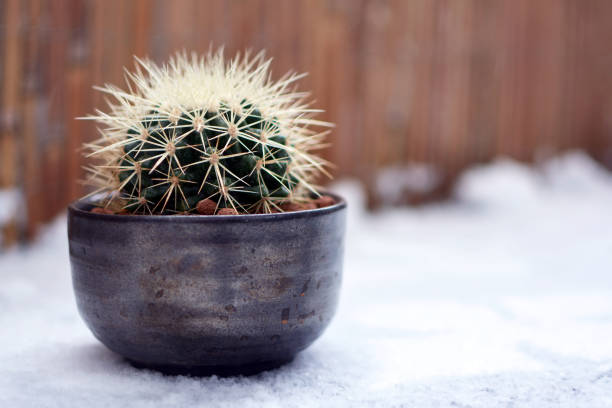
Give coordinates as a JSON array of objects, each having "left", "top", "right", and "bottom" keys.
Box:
[
  {"left": 3, "top": 2, "right": 612, "bottom": 402},
  {"left": 2, "top": 0, "right": 612, "bottom": 245}
]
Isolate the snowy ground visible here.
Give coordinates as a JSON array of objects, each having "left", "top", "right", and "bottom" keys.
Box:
[{"left": 2, "top": 152, "right": 612, "bottom": 407}]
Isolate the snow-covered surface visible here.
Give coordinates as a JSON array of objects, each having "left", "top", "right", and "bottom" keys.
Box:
[
  {"left": 375, "top": 163, "right": 441, "bottom": 204},
  {"left": 2, "top": 152, "right": 612, "bottom": 407},
  {"left": 0, "top": 188, "right": 19, "bottom": 245},
  {"left": 0, "top": 188, "right": 19, "bottom": 223}
]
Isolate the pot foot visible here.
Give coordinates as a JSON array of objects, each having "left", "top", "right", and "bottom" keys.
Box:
[{"left": 127, "top": 357, "right": 294, "bottom": 377}]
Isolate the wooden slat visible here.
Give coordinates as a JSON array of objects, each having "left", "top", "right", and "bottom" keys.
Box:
[
  {"left": 1, "top": 0, "right": 21, "bottom": 189},
  {"left": 22, "top": 0, "right": 44, "bottom": 240},
  {"left": 1, "top": 0, "right": 23, "bottom": 246},
  {"left": 65, "top": 0, "right": 90, "bottom": 202},
  {"left": 132, "top": 0, "right": 152, "bottom": 57}
]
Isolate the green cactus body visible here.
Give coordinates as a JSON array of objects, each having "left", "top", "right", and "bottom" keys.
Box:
[
  {"left": 84, "top": 50, "right": 331, "bottom": 214},
  {"left": 117, "top": 105, "right": 295, "bottom": 214}
]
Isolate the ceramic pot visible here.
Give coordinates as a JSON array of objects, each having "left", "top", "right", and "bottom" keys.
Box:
[{"left": 67, "top": 194, "right": 346, "bottom": 376}]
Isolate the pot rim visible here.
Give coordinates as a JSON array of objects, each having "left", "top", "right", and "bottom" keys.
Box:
[{"left": 68, "top": 192, "right": 346, "bottom": 223}]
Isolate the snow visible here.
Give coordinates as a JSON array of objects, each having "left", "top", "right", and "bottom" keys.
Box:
[
  {"left": 2, "top": 151, "right": 612, "bottom": 407},
  {"left": 0, "top": 188, "right": 19, "bottom": 245},
  {"left": 375, "top": 163, "right": 441, "bottom": 205}
]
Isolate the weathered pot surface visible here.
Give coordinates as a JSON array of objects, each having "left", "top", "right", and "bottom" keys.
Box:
[{"left": 68, "top": 194, "right": 346, "bottom": 376}]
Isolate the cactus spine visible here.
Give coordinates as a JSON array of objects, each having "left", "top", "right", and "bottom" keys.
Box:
[{"left": 83, "top": 49, "right": 331, "bottom": 214}]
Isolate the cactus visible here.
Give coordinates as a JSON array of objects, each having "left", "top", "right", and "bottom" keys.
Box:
[{"left": 83, "top": 49, "right": 331, "bottom": 214}]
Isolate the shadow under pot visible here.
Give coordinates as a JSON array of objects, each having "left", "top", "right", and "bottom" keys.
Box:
[{"left": 67, "top": 194, "right": 346, "bottom": 376}]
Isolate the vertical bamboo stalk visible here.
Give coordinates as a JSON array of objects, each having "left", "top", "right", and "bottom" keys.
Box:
[
  {"left": 466, "top": 0, "right": 501, "bottom": 164},
  {"left": 1, "top": 0, "right": 23, "bottom": 246},
  {"left": 65, "top": 0, "right": 90, "bottom": 203},
  {"left": 133, "top": 0, "right": 152, "bottom": 57},
  {"left": 21, "top": 0, "right": 45, "bottom": 240},
  {"left": 405, "top": 0, "right": 436, "bottom": 165}
]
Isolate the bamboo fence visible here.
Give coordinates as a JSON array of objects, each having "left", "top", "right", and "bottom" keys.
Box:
[{"left": 1, "top": 0, "right": 612, "bottom": 245}]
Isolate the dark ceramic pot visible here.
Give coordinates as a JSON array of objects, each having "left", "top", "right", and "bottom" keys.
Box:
[{"left": 67, "top": 194, "right": 346, "bottom": 376}]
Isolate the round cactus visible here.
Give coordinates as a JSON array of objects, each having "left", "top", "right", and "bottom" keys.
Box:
[{"left": 83, "top": 49, "right": 331, "bottom": 214}]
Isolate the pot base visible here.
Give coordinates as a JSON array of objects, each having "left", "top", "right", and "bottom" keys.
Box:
[{"left": 127, "top": 357, "right": 294, "bottom": 377}]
